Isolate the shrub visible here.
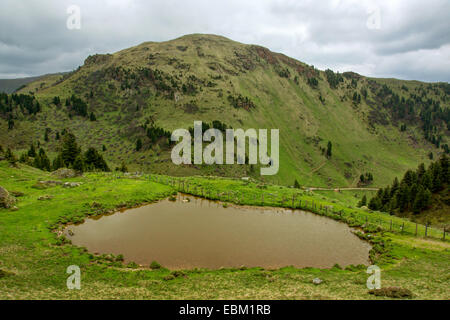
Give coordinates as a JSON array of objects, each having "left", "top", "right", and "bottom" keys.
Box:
[
  {"left": 368, "top": 287, "right": 413, "bottom": 299},
  {"left": 127, "top": 262, "right": 139, "bottom": 269},
  {"left": 150, "top": 260, "right": 162, "bottom": 270}
]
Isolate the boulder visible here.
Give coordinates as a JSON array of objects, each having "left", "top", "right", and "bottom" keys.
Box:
[
  {"left": 38, "top": 195, "right": 53, "bottom": 201},
  {"left": 51, "top": 168, "right": 80, "bottom": 179},
  {"left": 32, "top": 180, "right": 63, "bottom": 189},
  {"left": 0, "top": 186, "right": 16, "bottom": 209},
  {"left": 312, "top": 278, "right": 323, "bottom": 285},
  {"left": 63, "top": 182, "right": 81, "bottom": 188}
]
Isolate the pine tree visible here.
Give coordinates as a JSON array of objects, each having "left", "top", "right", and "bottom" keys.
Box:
[
  {"left": 390, "top": 177, "right": 399, "bottom": 196},
  {"left": 37, "top": 148, "right": 51, "bottom": 171},
  {"left": 89, "top": 112, "right": 96, "bottom": 121},
  {"left": 368, "top": 197, "right": 380, "bottom": 211},
  {"left": 19, "top": 153, "right": 30, "bottom": 164},
  {"left": 84, "top": 148, "right": 109, "bottom": 172},
  {"left": 5, "top": 148, "right": 17, "bottom": 164},
  {"left": 136, "top": 138, "right": 143, "bottom": 151},
  {"left": 294, "top": 179, "right": 300, "bottom": 189},
  {"left": 326, "top": 141, "right": 332, "bottom": 158},
  {"left": 73, "top": 155, "right": 85, "bottom": 173},
  {"left": 28, "top": 144, "right": 36, "bottom": 157},
  {"left": 358, "top": 195, "right": 367, "bottom": 207},
  {"left": 61, "top": 133, "right": 80, "bottom": 166},
  {"left": 119, "top": 162, "right": 128, "bottom": 173},
  {"left": 52, "top": 154, "right": 65, "bottom": 171}
]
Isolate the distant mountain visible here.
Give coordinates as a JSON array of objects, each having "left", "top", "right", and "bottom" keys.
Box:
[
  {"left": 0, "top": 76, "right": 41, "bottom": 94},
  {"left": 1, "top": 34, "right": 449, "bottom": 187},
  {"left": 0, "top": 73, "right": 68, "bottom": 94}
]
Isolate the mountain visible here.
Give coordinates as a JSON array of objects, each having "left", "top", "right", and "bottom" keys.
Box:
[
  {"left": 0, "top": 73, "right": 67, "bottom": 94},
  {"left": 1, "top": 34, "right": 449, "bottom": 187}
]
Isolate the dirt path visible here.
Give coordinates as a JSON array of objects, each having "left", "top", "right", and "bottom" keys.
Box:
[
  {"left": 310, "top": 160, "right": 327, "bottom": 174},
  {"left": 305, "top": 187, "right": 380, "bottom": 191}
]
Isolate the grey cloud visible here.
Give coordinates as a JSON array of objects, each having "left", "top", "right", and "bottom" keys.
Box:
[{"left": 0, "top": 0, "right": 448, "bottom": 82}]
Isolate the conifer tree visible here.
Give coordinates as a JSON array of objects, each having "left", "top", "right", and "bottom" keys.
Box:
[
  {"left": 61, "top": 132, "right": 80, "bottom": 166},
  {"left": 136, "top": 138, "right": 143, "bottom": 151}
]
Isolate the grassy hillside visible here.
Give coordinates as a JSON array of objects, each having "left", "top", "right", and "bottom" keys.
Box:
[
  {"left": 1, "top": 34, "right": 448, "bottom": 188},
  {"left": 0, "top": 161, "right": 448, "bottom": 299}
]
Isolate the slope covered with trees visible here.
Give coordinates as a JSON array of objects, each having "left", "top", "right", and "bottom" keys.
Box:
[{"left": 367, "top": 155, "right": 449, "bottom": 226}]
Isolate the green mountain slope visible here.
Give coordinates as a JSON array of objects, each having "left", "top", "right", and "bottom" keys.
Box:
[{"left": 1, "top": 34, "right": 449, "bottom": 187}]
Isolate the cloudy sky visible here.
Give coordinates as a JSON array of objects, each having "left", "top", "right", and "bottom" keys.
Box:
[{"left": 0, "top": 0, "right": 449, "bottom": 82}]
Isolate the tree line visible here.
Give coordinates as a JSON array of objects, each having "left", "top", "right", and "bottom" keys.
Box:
[
  {"left": 366, "top": 155, "right": 449, "bottom": 214},
  {"left": 3, "top": 131, "right": 110, "bottom": 173}
]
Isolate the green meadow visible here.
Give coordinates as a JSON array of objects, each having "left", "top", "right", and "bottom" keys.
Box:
[{"left": 0, "top": 161, "right": 448, "bottom": 300}]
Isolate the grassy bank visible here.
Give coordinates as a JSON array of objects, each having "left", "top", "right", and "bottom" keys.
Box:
[{"left": 0, "top": 162, "right": 448, "bottom": 299}]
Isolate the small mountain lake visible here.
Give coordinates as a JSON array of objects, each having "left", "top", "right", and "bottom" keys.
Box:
[{"left": 65, "top": 194, "right": 371, "bottom": 269}]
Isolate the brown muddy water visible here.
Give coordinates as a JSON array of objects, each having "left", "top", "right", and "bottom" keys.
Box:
[{"left": 65, "top": 194, "right": 371, "bottom": 270}]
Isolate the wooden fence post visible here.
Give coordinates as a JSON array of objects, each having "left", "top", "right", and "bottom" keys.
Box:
[
  {"left": 401, "top": 222, "right": 405, "bottom": 233},
  {"left": 425, "top": 223, "right": 428, "bottom": 237}
]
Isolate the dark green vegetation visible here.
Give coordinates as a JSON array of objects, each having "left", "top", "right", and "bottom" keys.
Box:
[
  {"left": 0, "top": 34, "right": 448, "bottom": 188},
  {"left": 5, "top": 131, "right": 110, "bottom": 174},
  {"left": 0, "top": 161, "right": 449, "bottom": 299},
  {"left": 368, "top": 155, "right": 449, "bottom": 227}
]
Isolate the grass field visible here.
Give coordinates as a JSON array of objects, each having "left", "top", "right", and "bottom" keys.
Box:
[{"left": 0, "top": 161, "right": 448, "bottom": 300}]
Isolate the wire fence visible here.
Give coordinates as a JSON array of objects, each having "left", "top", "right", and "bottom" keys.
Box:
[{"left": 141, "top": 174, "right": 448, "bottom": 242}]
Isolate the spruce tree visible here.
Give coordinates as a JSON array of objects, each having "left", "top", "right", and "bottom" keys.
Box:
[
  {"left": 73, "top": 155, "right": 85, "bottom": 173},
  {"left": 136, "top": 138, "right": 143, "bottom": 151},
  {"left": 28, "top": 144, "right": 36, "bottom": 157},
  {"left": 326, "top": 141, "right": 332, "bottom": 158},
  {"left": 119, "top": 162, "right": 128, "bottom": 173},
  {"left": 5, "top": 148, "right": 17, "bottom": 164},
  {"left": 61, "top": 133, "right": 80, "bottom": 166},
  {"left": 52, "top": 154, "right": 65, "bottom": 171},
  {"left": 358, "top": 195, "right": 367, "bottom": 207}
]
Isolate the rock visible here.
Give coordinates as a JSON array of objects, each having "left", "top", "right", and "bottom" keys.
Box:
[
  {"left": 0, "top": 186, "right": 17, "bottom": 209},
  {"left": 63, "top": 182, "right": 81, "bottom": 188},
  {"left": 51, "top": 168, "right": 80, "bottom": 179},
  {"left": 38, "top": 195, "right": 53, "bottom": 201},
  {"left": 32, "top": 181, "right": 63, "bottom": 189},
  {"left": 10, "top": 191, "right": 25, "bottom": 197},
  {"left": 312, "top": 278, "right": 323, "bottom": 285}
]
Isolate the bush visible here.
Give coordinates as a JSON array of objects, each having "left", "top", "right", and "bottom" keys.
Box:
[
  {"left": 150, "top": 260, "right": 162, "bottom": 270},
  {"left": 163, "top": 275, "right": 175, "bottom": 281},
  {"left": 127, "top": 262, "right": 139, "bottom": 269},
  {"left": 368, "top": 287, "right": 413, "bottom": 299}
]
